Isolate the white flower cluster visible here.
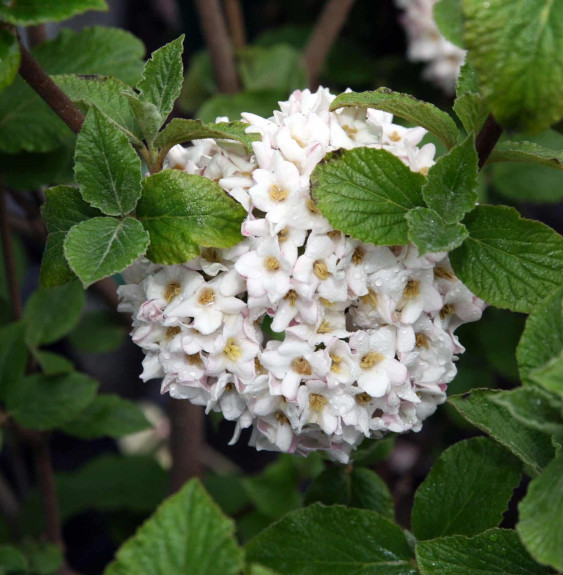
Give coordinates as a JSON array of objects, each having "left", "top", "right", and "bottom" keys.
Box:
[
  {"left": 395, "top": 0, "right": 466, "bottom": 93},
  {"left": 118, "top": 88, "right": 485, "bottom": 463}
]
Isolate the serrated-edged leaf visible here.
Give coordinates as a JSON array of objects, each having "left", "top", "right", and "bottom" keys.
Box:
[
  {"left": 453, "top": 92, "right": 488, "bottom": 134},
  {"left": 311, "top": 147, "right": 425, "bottom": 246},
  {"left": 0, "top": 30, "right": 20, "bottom": 92},
  {"left": 0, "top": 545, "right": 28, "bottom": 574},
  {"left": 0, "top": 322, "right": 27, "bottom": 402},
  {"left": 6, "top": 371, "right": 97, "bottom": 431},
  {"left": 330, "top": 89, "right": 459, "bottom": 149},
  {"left": 463, "top": 0, "right": 563, "bottom": 134},
  {"left": 123, "top": 93, "right": 162, "bottom": 145},
  {"left": 245, "top": 504, "right": 417, "bottom": 575},
  {"left": 75, "top": 108, "right": 142, "bottom": 216},
  {"left": 24, "top": 282, "right": 85, "bottom": 346},
  {"left": 136, "top": 170, "right": 245, "bottom": 265},
  {"left": 412, "top": 437, "right": 521, "bottom": 540},
  {"left": 137, "top": 35, "right": 184, "bottom": 121},
  {"left": 69, "top": 310, "right": 126, "bottom": 353},
  {"left": 406, "top": 207, "right": 468, "bottom": 254},
  {"left": 105, "top": 479, "right": 244, "bottom": 575},
  {"left": 449, "top": 388, "right": 556, "bottom": 475},
  {"left": 488, "top": 140, "right": 563, "bottom": 170},
  {"left": 450, "top": 205, "right": 563, "bottom": 313},
  {"left": 61, "top": 394, "right": 150, "bottom": 439},
  {"left": 34, "top": 351, "right": 74, "bottom": 376},
  {"left": 0, "top": 0, "right": 107, "bottom": 25},
  {"left": 434, "top": 0, "right": 464, "bottom": 47},
  {"left": 64, "top": 217, "right": 149, "bottom": 287},
  {"left": 422, "top": 135, "right": 478, "bottom": 222},
  {"left": 519, "top": 449, "right": 563, "bottom": 572},
  {"left": 154, "top": 118, "right": 259, "bottom": 155},
  {"left": 416, "top": 528, "right": 553, "bottom": 575},
  {"left": 304, "top": 467, "right": 394, "bottom": 519},
  {"left": 531, "top": 350, "right": 563, "bottom": 395}
]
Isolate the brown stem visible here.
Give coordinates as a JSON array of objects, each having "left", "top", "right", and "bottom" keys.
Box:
[
  {"left": 18, "top": 41, "right": 85, "bottom": 135},
  {"left": 26, "top": 25, "right": 47, "bottom": 48},
  {"left": 475, "top": 114, "right": 503, "bottom": 170},
  {"left": 223, "top": 0, "right": 246, "bottom": 50},
  {"left": 304, "top": 0, "right": 356, "bottom": 89},
  {"left": 194, "top": 0, "right": 240, "bottom": 93}
]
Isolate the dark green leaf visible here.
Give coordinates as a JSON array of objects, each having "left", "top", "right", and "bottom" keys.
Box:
[
  {"left": 19, "top": 542, "right": 63, "bottom": 575},
  {"left": 136, "top": 170, "right": 245, "bottom": 264},
  {"left": 330, "top": 89, "right": 459, "bottom": 149},
  {"left": 0, "top": 0, "right": 107, "bottom": 25},
  {"left": 0, "top": 545, "right": 28, "bottom": 575},
  {"left": 69, "top": 310, "right": 126, "bottom": 353},
  {"left": 34, "top": 351, "right": 74, "bottom": 376},
  {"left": 488, "top": 140, "right": 563, "bottom": 170},
  {"left": 105, "top": 480, "right": 244, "bottom": 575},
  {"left": 245, "top": 504, "right": 417, "bottom": 575},
  {"left": 179, "top": 50, "right": 215, "bottom": 113},
  {"left": 311, "top": 147, "right": 425, "bottom": 245},
  {"left": 0, "top": 30, "right": 20, "bottom": 92},
  {"left": 416, "top": 528, "right": 553, "bottom": 574},
  {"left": 0, "top": 322, "right": 27, "bottom": 402},
  {"left": 434, "top": 0, "right": 464, "bottom": 47},
  {"left": 406, "top": 207, "right": 468, "bottom": 254},
  {"left": 203, "top": 474, "right": 252, "bottom": 516},
  {"left": 450, "top": 205, "right": 563, "bottom": 313},
  {"left": 411, "top": 437, "right": 521, "bottom": 540},
  {"left": 123, "top": 94, "right": 162, "bottom": 145},
  {"left": 453, "top": 93, "right": 488, "bottom": 134},
  {"left": 64, "top": 217, "right": 149, "bottom": 287},
  {"left": 352, "top": 436, "right": 396, "bottom": 466},
  {"left": 75, "top": 108, "right": 142, "bottom": 216},
  {"left": 530, "top": 350, "right": 563, "bottom": 395}
]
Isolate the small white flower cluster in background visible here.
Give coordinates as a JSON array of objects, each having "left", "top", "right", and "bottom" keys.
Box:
[
  {"left": 118, "top": 88, "right": 485, "bottom": 463},
  {"left": 395, "top": 0, "right": 466, "bottom": 93}
]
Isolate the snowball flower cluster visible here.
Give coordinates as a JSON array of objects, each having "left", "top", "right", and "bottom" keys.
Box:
[
  {"left": 118, "top": 87, "right": 485, "bottom": 463},
  {"left": 395, "top": 0, "right": 466, "bottom": 93}
]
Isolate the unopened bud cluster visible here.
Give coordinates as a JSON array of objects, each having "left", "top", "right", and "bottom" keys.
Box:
[{"left": 118, "top": 88, "right": 484, "bottom": 462}]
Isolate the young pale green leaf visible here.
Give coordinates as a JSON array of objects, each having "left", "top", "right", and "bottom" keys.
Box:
[
  {"left": 24, "top": 282, "right": 85, "bottom": 346},
  {"left": 154, "top": 119, "right": 259, "bottom": 155},
  {"left": 123, "top": 93, "right": 162, "bottom": 145},
  {"left": 487, "top": 141, "right": 563, "bottom": 170},
  {"left": 434, "top": 0, "right": 464, "bottom": 47},
  {"left": 330, "top": 89, "right": 459, "bottom": 149},
  {"left": 530, "top": 351, "right": 563, "bottom": 395},
  {"left": 463, "top": 0, "right": 563, "bottom": 134},
  {"left": 0, "top": 0, "right": 107, "bottom": 25},
  {"left": 105, "top": 479, "right": 244, "bottom": 575},
  {"left": 69, "top": 310, "right": 126, "bottom": 353},
  {"left": 34, "top": 351, "right": 74, "bottom": 376},
  {"left": 0, "top": 545, "right": 28, "bottom": 574},
  {"left": 310, "top": 147, "right": 425, "bottom": 246},
  {"left": 449, "top": 389, "right": 556, "bottom": 475},
  {"left": 60, "top": 394, "right": 150, "bottom": 439},
  {"left": 75, "top": 108, "right": 142, "bottom": 216},
  {"left": 449, "top": 206, "right": 563, "bottom": 313},
  {"left": 518, "top": 449, "right": 563, "bottom": 572},
  {"left": 245, "top": 504, "right": 417, "bottom": 575},
  {"left": 64, "top": 217, "right": 149, "bottom": 287},
  {"left": 416, "top": 528, "right": 553, "bottom": 575},
  {"left": 406, "top": 207, "right": 468, "bottom": 254},
  {"left": 40, "top": 185, "right": 102, "bottom": 287},
  {"left": 411, "top": 437, "right": 521, "bottom": 540},
  {"left": 422, "top": 136, "right": 478, "bottom": 223},
  {"left": 0, "top": 322, "right": 28, "bottom": 402},
  {"left": 517, "top": 287, "right": 563, "bottom": 385},
  {"left": 136, "top": 170, "right": 246, "bottom": 265},
  {"left": 136, "top": 35, "right": 185, "bottom": 121},
  {"left": 0, "top": 30, "right": 20, "bottom": 92},
  {"left": 7, "top": 372, "right": 98, "bottom": 431},
  {"left": 304, "top": 467, "right": 394, "bottom": 519}
]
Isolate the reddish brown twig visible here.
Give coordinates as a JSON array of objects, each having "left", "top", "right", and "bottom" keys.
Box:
[
  {"left": 26, "top": 25, "right": 47, "bottom": 48},
  {"left": 475, "top": 114, "right": 503, "bottom": 169},
  {"left": 194, "top": 0, "right": 240, "bottom": 93},
  {"left": 304, "top": 0, "right": 356, "bottom": 89},
  {"left": 223, "top": 0, "right": 246, "bottom": 50}
]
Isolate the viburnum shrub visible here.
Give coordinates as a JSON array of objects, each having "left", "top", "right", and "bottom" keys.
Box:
[{"left": 1, "top": 1, "right": 563, "bottom": 574}]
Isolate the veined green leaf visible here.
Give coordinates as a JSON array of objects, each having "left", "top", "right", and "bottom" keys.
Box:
[
  {"left": 0, "top": 30, "right": 20, "bottom": 92},
  {"left": 0, "top": 0, "right": 108, "bottom": 25},
  {"left": 406, "top": 207, "right": 468, "bottom": 254}
]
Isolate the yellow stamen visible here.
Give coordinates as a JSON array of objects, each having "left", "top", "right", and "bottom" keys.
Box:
[
  {"left": 320, "top": 297, "right": 333, "bottom": 307},
  {"left": 330, "top": 353, "right": 343, "bottom": 374},
  {"left": 275, "top": 411, "right": 289, "bottom": 425},
  {"left": 186, "top": 353, "right": 203, "bottom": 366},
  {"left": 317, "top": 319, "right": 332, "bottom": 334},
  {"left": 327, "top": 230, "right": 342, "bottom": 239},
  {"left": 352, "top": 246, "right": 365, "bottom": 265},
  {"left": 342, "top": 124, "right": 358, "bottom": 137},
  {"left": 419, "top": 166, "right": 429, "bottom": 176},
  {"left": 360, "top": 351, "right": 385, "bottom": 369},
  {"left": 434, "top": 266, "right": 455, "bottom": 281},
  {"left": 292, "top": 357, "right": 313, "bottom": 376},
  {"left": 223, "top": 338, "right": 241, "bottom": 361},
  {"left": 284, "top": 289, "right": 298, "bottom": 306},
  {"left": 201, "top": 248, "right": 221, "bottom": 263},
  {"left": 269, "top": 184, "right": 289, "bottom": 202},
  {"left": 360, "top": 288, "right": 378, "bottom": 307},
  {"left": 309, "top": 393, "right": 328, "bottom": 411},
  {"left": 389, "top": 130, "right": 402, "bottom": 142},
  {"left": 164, "top": 281, "right": 181, "bottom": 303},
  {"left": 313, "top": 260, "right": 331, "bottom": 280},
  {"left": 225, "top": 382, "right": 235, "bottom": 391},
  {"left": 440, "top": 303, "right": 456, "bottom": 319},
  {"left": 278, "top": 227, "right": 289, "bottom": 243},
  {"left": 166, "top": 326, "right": 181, "bottom": 339},
  {"left": 307, "top": 198, "right": 320, "bottom": 214},
  {"left": 264, "top": 256, "right": 281, "bottom": 272},
  {"left": 415, "top": 333, "right": 429, "bottom": 349},
  {"left": 254, "top": 357, "right": 267, "bottom": 375},
  {"left": 403, "top": 279, "right": 420, "bottom": 300},
  {"left": 355, "top": 392, "right": 372, "bottom": 405},
  {"left": 198, "top": 287, "right": 215, "bottom": 306}
]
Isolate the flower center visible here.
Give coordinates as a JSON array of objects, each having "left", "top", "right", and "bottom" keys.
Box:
[
  {"left": 360, "top": 351, "right": 384, "bottom": 369},
  {"left": 223, "top": 337, "right": 242, "bottom": 361},
  {"left": 320, "top": 297, "right": 334, "bottom": 307},
  {"left": 198, "top": 287, "right": 215, "bottom": 306},
  {"left": 284, "top": 289, "right": 298, "bottom": 306},
  {"left": 342, "top": 124, "right": 358, "bottom": 137},
  {"left": 415, "top": 333, "right": 429, "bottom": 349},
  {"left": 309, "top": 393, "right": 328, "bottom": 411},
  {"left": 254, "top": 357, "right": 266, "bottom": 375},
  {"left": 186, "top": 353, "right": 203, "bottom": 366},
  {"left": 307, "top": 198, "right": 320, "bottom": 214},
  {"left": 434, "top": 266, "right": 455, "bottom": 280},
  {"left": 352, "top": 246, "right": 365, "bottom": 265},
  {"left": 264, "top": 256, "right": 281, "bottom": 272},
  {"left": 225, "top": 382, "right": 235, "bottom": 391},
  {"left": 419, "top": 166, "right": 429, "bottom": 176},
  {"left": 317, "top": 319, "right": 332, "bottom": 334},
  {"left": 291, "top": 357, "right": 313, "bottom": 376},
  {"left": 269, "top": 184, "right": 289, "bottom": 202},
  {"left": 275, "top": 411, "right": 289, "bottom": 425},
  {"left": 355, "top": 392, "right": 372, "bottom": 404},
  {"left": 201, "top": 248, "right": 222, "bottom": 263},
  {"left": 360, "top": 288, "right": 378, "bottom": 307},
  {"left": 164, "top": 281, "right": 181, "bottom": 303},
  {"left": 330, "top": 353, "right": 342, "bottom": 373},
  {"left": 327, "top": 230, "right": 341, "bottom": 239},
  {"left": 389, "top": 130, "right": 402, "bottom": 142},
  {"left": 166, "top": 326, "right": 182, "bottom": 339},
  {"left": 403, "top": 279, "right": 420, "bottom": 299},
  {"left": 440, "top": 303, "right": 455, "bottom": 319},
  {"left": 313, "top": 260, "right": 331, "bottom": 280},
  {"left": 278, "top": 227, "right": 289, "bottom": 243}
]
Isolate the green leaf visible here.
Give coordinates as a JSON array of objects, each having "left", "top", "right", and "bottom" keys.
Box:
[
  {"left": 0, "top": 545, "right": 28, "bottom": 575},
  {"left": 179, "top": 50, "right": 215, "bottom": 113},
  {"left": 61, "top": 394, "right": 151, "bottom": 439},
  {"left": 123, "top": 94, "right": 162, "bottom": 146},
  {"left": 154, "top": 118, "right": 259, "bottom": 155},
  {"left": 0, "top": 233, "right": 27, "bottom": 302},
  {"left": 247, "top": 565, "right": 280, "bottom": 575},
  {"left": 24, "top": 282, "right": 85, "bottom": 346},
  {"left": 0, "top": 30, "right": 20, "bottom": 92},
  {"left": 434, "top": 0, "right": 464, "bottom": 47},
  {"left": 34, "top": 351, "right": 74, "bottom": 376},
  {"left": 7, "top": 371, "right": 98, "bottom": 431},
  {"left": 406, "top": 207, "right": 468, "bottom": 254},
  {"left": 203, "top": 474, "right": 252, "bottom": 516},
  {"left": 330, "top": 89, "right": 459, "bottom": 149},
  {"left": 488, "top": 140, "right": 563, "bottom": 170},
  {"left": 530, "top": 350, "right": 563, "bottom": 395},
  {"left": 517, "top": 287, "right": 563, "bottom": 385},
  {"left": 411, "top": 437, "right": 521, "bottom": 540},
  {"left": 0, "top": 0, "right": 107, "bottom": 25},
  {"left": 197, "top": 90, "right": 285, "bottom": 124},
  {"left": 416, "top": 528, "right": 553, "bottom": 575},
  {"left": 40, "top": 185, "right": 102, "bottom": 288},
  {"left": 18, "top": 541, "right": 63, "bottom": 575},
  {"left": 75, "top": 108, "right": 142, "bottom": 216},
  {"left": 69, "top": 310, "right": 126, "bottom": 353},
  {"left": 305, "top": 467, "right": 394, "bottom": 519},
  {"left": 352, "top": 436, "right": 396, "bottom": 466},
  {"left": 463, "top": 0, "right": 563, "bottom": 133},
  {"left": 137, "top": 35, "right": 185, "bottom": 121},
  {"left": 245, "top": 504, "right": 417, "bottom": 575},
  {"left": 105, "top": 480, "right": 244, "bottom": 575},
  {"left": 453, "top": 93, "right": 488, "bottom": 134},
  {"left": 0, "top": 322, "right": 27, "bottom": 402},
  {"left": 311, "top": 147, "right": 425, "bottom": 246},
  {"left": 136, "top": 170, "right": 245, "bottom": 265},
  {"left": 64, "top": 217, "right": 149, "bottom": 287},
  {"left": 518, "top": 449, "right": 563, "bottom": 572},
  {"left": 449, "top": 205, "right": 563, "bottom": 313},
  {"left": 449, "top": 389, "right": 556, "bottom": 475},
  {"left": 422, "top": 136, "right": 478, "bottom": 223}
]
